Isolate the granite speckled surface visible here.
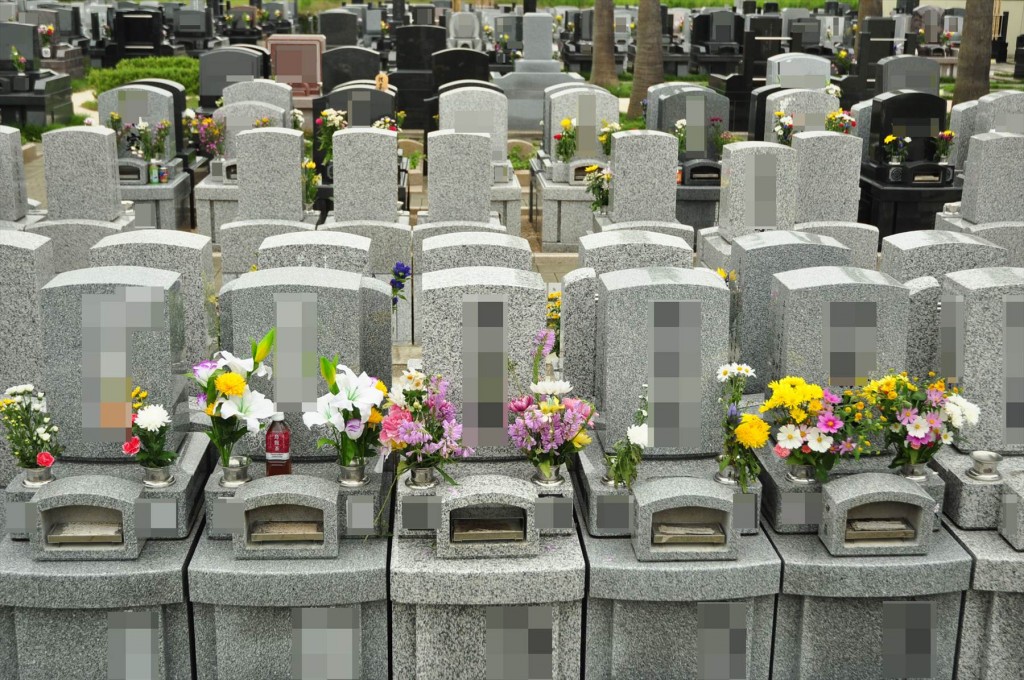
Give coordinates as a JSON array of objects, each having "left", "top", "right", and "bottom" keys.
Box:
[
  {"left": 949, "top": 99, "right": 978, "bottom": 169},
  {"left": 655, "top": 86, "right": 729, "bottom": 151},
  {"left": 222, "top": 78, "right": 293, "bottom": 110},
  {"left": 696, "top": 226, "right": 733, "bottom": 271},
  {"left": 905, "top": 275, "right": 942, "bottom": 380},
  {"left": 230, "top": 474, "right": 341, "bottom": 559},
  {"left": 956, "top": 588, "right": 1024, "bottom": 680},
  {"left": 536, "top": 173, "right": 594, "bottom": 251},
  {"left": 426, "top": 131, "right": 492, "bottom": 223},
  {"left": 718, "top": 142, "right": 798, "bottom": 242},
  {"left": 733, "top": 231, "right": 850, "bottom": 393},
  {"left": 0, "top": 231, "right": 53, "bottom": 393},
  {"left": 931, "top": 446, "right": 1024, "bottom": 529},
  {"left": 560, "top": 267, "right": 597, "bottom": 402},
  {"left": 597, "top": 219, "right": 696, "bottom": 251},
  {"left": 579, "top": 230, "right": 692, "bottom": 276},
  {"left": 955, "top": 221, "right": 1024, "bottom": 268},
  {"left": 940, "top": 267, "right": 1024, "bottom": 453},
  {"left": 41, "top": 126, "right": 122, "bottom": 222},
  {"left": 333, "top": 128, "right": 400, "bottom": 223},
  {"left": 420, "top": 232, "right": 532, "bottom": 274},
  {"left": 596, "top": 267, "right": 728, "bottom": 455},
  {"left": 819, "top": 472, "right": 936, "bottom": 557},
  {"left": 763, "top": 90, "right": 839, "bottom": 145},
  {"left": 960, "top": 132, "right": 1024, "bottom": 225},
  {"left": 644, "top": 82, "right": 695, "bottom": 130},
  {"left": 212, "top": 102, "right": 287, "bottom": 159},
  {"left": 0, "top": 126, "right": 30, "bottom": 222},
  {"left": 411, "top": 219, "right": 507, "bottom": 264},
  {"left": 435, "top": 474, "right": 540, "bottom": 559},
  {"left": 998, "top": 471, "right": 1024, "bottom": 550},
  {"left": 218, "top": 219, "right": 315, "bottom": 275},
  {"left": 26, "top": 216, "right": 136, "bottom": 274},
  {"left": 548, "top": 87, "right": 619, "bottom": 161},
  {"left": 236, "top": 128, "right": 305, "bottom": 222},
  {"left": 631, "top": 476, "right": 738, "bottom": 562},
  {"left": 608, "top": 131, "right": 677, "bottom": 224},
  {"left": 39, "top": 266, "right": 186, "bottom": 460},
  {"left": 974, "top": 90, "right": 1024, "bottom": 139},
  {"left": 880, "top": 230, "right": 1009, "bottom": 283},
  {"left": 792, "top": 131, "right": 860, "bottom": 223},
  {"left": 257, "top": 230, "right": 371, "bottom": 273},
  {"left": 439, "top": 87, "right": 509, "bottom": 167},
  {"left": 318, "top": 220, "right": 412, "bottom": 274},
  {"left": 90, "top": 229, "right": 216, "bottom": 368},
  {"left": 97, "top": 84, "right": 177, "bottom": 161}
]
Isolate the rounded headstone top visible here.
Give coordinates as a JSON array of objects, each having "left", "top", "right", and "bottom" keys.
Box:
[
  {"left": 92, "top": 229, "right": 211, "bottom": 251},
  {"left": 0, "top": 230, "right": 50, "bottom": 250},
  {"left": 421, "top": 231, "right": 530, "bottom": 253},
  {"left": 600, "top": 265, "right": 727, "bottom": 292},
  {"left": 259, "top": 230, "right": 371, "bottom": 251}
]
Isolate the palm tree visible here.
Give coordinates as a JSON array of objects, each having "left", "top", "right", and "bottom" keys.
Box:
[
  {"left": 626, "top": 0, "right": 664, "bottom": 119},
  {"left": 953, "top": 0, "right": 993, "bottom": 104},
  {"left": 591, "top": 0, "right": 619, "bottom": 89}
]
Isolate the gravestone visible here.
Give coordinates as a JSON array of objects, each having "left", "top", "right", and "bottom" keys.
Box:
[
  {"left": 222, "top": 78, "right": 293, "bottom": 111},
  {"left": 424, "top": 131, "right": 492, "bottom": 223},
  {"left": 718, "top": 142, "right": 798, "bottom": 242},
  {"left": 880, "top": 230, "right": 1009, "bottom": 283},
  {"left": 547, "top": 87, "right": 619, "bottom": 161},
  {"left": 257, "top": 231, "right": 371, "bottom": 274},
  {"left": 220, "top": 220, "right": 315, "bottom": 277},
  {"left": 235, "top": 128, "right": 304, "bottom": 222},
  {"left": 769, "top": 266, "right": 909, "bottom": 390},
  {"left": 212, "top": 101, "right": 287, "bottom": 159},
  {"left": 974, "top": 91, "right": 1024, "bottom": 136},
  {"left": 89, "top": 230, "right": 217, "bottom": 368},
  {"left": 439, "top": 86, "right": 508, "bottom": 173},
  {"left": 319, "top": 9, "right": 360, "bottom": 48},
  {"left": 39, "top": 266, "right": 186, "bottom": 460},
  {"left": 0, "top": 126, "right": 30, "bottom": 224},
  {"left": 608, "top": 131, "right": 677, "bottom": 224},
  {"left": 333, "top": 128, "right": 399, "bottom": 223},
  {"left": 960, "top": 133, "right": 1024, "bottom": 225},
  {"left": 0, "top": 232, "right": 54, "bottom": 389},
  {"left": 198, "top": 46, "right": 267, "bottom": 109},
  {"left": 763, "top": 89, "right": 838, "bottom": 144},
  {"left": 645, "top": 82, "right": 695, "bottom": 130},
  {"left": 765, "top": 53, "right": 831, "bottom": 89},
  {"left": 394, "top": 24, "right": 446, "bottom": 70},
  {"left": 948, "top": 100, "right": 977, "bottom": 169},
  {"left": 321, "top": 46, "right": 381, "bottom": 92},
  {"left": 419, "top": 232, "right": 533, "bottom": 274},
  {"left": 792, "top": 131, "right": 861, "bottom": 223},
  {"left": 793, "top": 222, "right": 879, "bottom": 270},
  {"left": 578, "top": 231, "right": 693, "bottom": 276},
  {"left": 521, "top": 12, "right": 553, "bottom": 61},
  {"left": 733, "top": 231, "right": 851, "bottom": 393},
  {"left": 266, "top": 34, "right": 326, "bottom": 98},
  {"left": 97, "top": 83, "right": 177, "bottom": 161},
  {"left": 432, "top": 48, "right": 491, "bottom": 90},
  {"left": 877, "top": 55, "right": 940, "bottom": 96},
  {"left": 41, "top": 126, "right": 122, "bottom": 222},
  {"left": 867, "top": 90, "right": 946, "bottom": 165},
  {"left": 655, "top": 86, "right": 729, "bottom": 159}
]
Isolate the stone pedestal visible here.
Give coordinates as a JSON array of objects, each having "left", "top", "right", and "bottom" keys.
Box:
[
  {"left": 194, "top": 177, "right": 238, "bottom": 243},
  {"left": 767, "top": 524, "right": 972, "bottom": 680},
  {"left": 490, "top": 174, "right": 523, "bottom": 237},
  {"left": 676, "top": 185, "right": 721, "bottom": 230},
  {"left": 930, "top": 446, "right": 1024, "bottom": 530},
  {"left": 119, "top": 173, "right": 191, "bottom": 230},
  {"left": 536, "top": 172, "right": 594, "bottom": 252}
]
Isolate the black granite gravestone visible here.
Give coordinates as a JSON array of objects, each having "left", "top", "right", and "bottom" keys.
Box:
[{"left": 322, "top": 46, "right": 380, "bottom": 92}]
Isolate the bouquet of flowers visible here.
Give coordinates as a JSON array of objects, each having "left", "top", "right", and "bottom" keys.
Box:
[
  {"left": 584, "top": 164, "right": 611, "bottom": 212},
  {"left": 10, "top": 46, "right": 26, "bottom": 73},
  {"left": 380, "top": 20, "right": 391, "bottom": 37},
  {"left": 484, "top": 24, "right": 494, "bottom": 39},
  {"left": 710, "top": 117, "right": 734, "bottom": 156},
  {"left": 302, "top": 159, "right": 320, "bottom": 207},
  {"left": 598, "top": 120, "right": 621, "bottom": 156},
  {"left": 673, "top": 118, "right": 687, "bottom": 154},
  {"left": 824, "top": 82, "right": 842, "bottom": 99},
  {"left": 252, "top": 116, "right": 272, "bottom": 128},
  {"left": 883, "top": 133, "right": 911, "bottom": 163},
  {"left": 507, "top": 329, "right": 596, "bottom": 484},
  {"left": 290, "top": 109, "right": 304, "bottom": 130},
  {"left": 195, "top": 116, "right": 225, "bottom": 159},
  {"left": 760, "top": 376, "right": 837, "bottom": 482},
  {"left": 390, "top": 261, "right": 411, "bottom": 311},
  {"left": 378, "top": 370, "right": 473, "bottom": 485},
  {"left": 825, "top": 109, "right": 856, "bottom": 134},
  {"left": 773, "top": 111, "right": 795, "bottom": 146},
  {"left": 303, "top": 358, "right": 386, "bottom": 467},
  {"left": 130, "top": 119, "right": 171, "bottom": 162},
  {"left": 316, "top": 108, "right": 348, "bottom": 165},
  {"left": 553, "top": 117, "right": 577, "bottom": 163},
  {"left": 604, "top": 387, "right": 647, "bottom": 489},
  {"left": 834, "top": 48, "right": 853, "bottom": 76},
  {"left": 1, "top": 384, "right": 62, "bottom": 470},
  {"left": 191, "top": 329, "right": 277, "bottom": 467},
  {"left": 122, "top": 386, "right": 176, "bottom": 468},
  {"left": 862, "top": 372, "right": 978, "bottom": 469},
  {"left": 372, "top": 116, "right": 401, "bottom": 132},
  {"left": 545, "top": 291, "right": 561, "bottom": 356},
  {"left": 939, "top": 30, "right": 953, "bottom": 47},
  {"left": 933, "top": 129, "right": 955, "bottom": 162},
  {"left": 37, "top": 24, "right": 55, "bottom": 48},
  {"left": 716, "top": 363, "right": 768, "bottom": 491}
]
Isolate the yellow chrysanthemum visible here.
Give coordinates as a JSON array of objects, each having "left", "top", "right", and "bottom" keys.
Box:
[
  {"left": 716, "top": 267, "right": 728, "bottom": 280},
  {"left": 205, "top": 403, "right": 216, "bottom": 416},
  {"left": 735, "top": 414, "right": 770, "bottom": 449},
  {"left": 561, "top": 118, "right": 572, "bottom": 130},
  {"left": 572, "top": 430, "right": 592, "bottom": 449},
  {"left": 139, "top": 391, "right": 148, "bottom": 399},
  {"left": 132, "top": 402, "right": 142, "bottom": 409},
  {"left": 368, "top": 407, "right": 383, "bottom": 425},
  {"left": 585, "top": 164, "right": 599, "bottom": 173},
  {"left": 375, "top": 380, "right": 388, "bottom": 394},
  {"left": 215, "top": 372, "right": 246, "bottom": 397},
  {"left": 789, "top": 407, "right": 808, "bottom": 423},
  {"left": 884, "top": 134, "right": 897, "bottom": 145},
  {"left": 131, "top": 386, "right": 141, "bottom": 398},
  {"left": 807, "top": 399, "right": 823, "bottom": 415}
]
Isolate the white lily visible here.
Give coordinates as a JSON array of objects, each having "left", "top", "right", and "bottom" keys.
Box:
[
  {"left": 219, "top": 388, "right": 276, "bottom": 433},
  {"left": 330, "top": 365, "right": 384, "bottom": 420},
  {"left": 216, "top": 350, "right": 272, "bottom": 380},
  {"left": 303, "top": 393, "right": 346, "bottom": 430}
]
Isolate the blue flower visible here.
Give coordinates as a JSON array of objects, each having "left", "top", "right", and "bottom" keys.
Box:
[
  {"left": 392, "top": 296, "right": 398, "bottom": 305},
  {"left": 393, "top": 261, "right": 411, "bottom": 277}
]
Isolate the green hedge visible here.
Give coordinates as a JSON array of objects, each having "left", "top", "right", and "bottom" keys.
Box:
[{"left": 87, "top": 56, "right": 199, "bottom": 97}]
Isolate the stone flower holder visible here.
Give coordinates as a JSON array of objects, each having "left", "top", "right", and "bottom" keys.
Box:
[
  {"left": 819, "top": 472, "right": 936, "bottom": 557},
  {"left": 631, "top": 477, "right": 738, "bottom": 562},
  {"left": 435, "top": 475, "right": 540, "bottom": 560}
]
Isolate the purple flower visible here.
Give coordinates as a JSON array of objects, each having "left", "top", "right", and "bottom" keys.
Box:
[
  {"left": 397, "top": 420, "right": 430, "bottom": 446},
  {"left": 197, "top": 393, "right": 207, "bottom": 408},
  {"left": 926, "top": 388, "right": 945, "bottom": 407},
  {"left": 509, "top": 395, "right": 535, "bottom": 413},
  {"left": 837, "top": 437, "right": 855, "bottom": 454},
  {"left": 924, "top": 411, "right": 942, "bottom": 430},
  {"left": 344, "top": 418, "right": 365, "bottom": 439},
  {"left": 534, "top": 328, "right": 556, "bottom": 357},
  {"left": 897, "top": 407, "right": 919, "bottom": 426},
  {"left": 823, "top": 389, "right": 842, "bottom": 405},
  {"left": 726, "top": 403, "right": 739, "bottom": 421}
]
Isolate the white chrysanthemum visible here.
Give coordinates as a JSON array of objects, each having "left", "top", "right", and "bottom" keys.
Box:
[
  {"left": 946, "top": 394, "right": 979, "bottom": 426},
  {"left": 136, "top": 404, "right": 171, "bottom": 432},
  {"left": 776, "top": 423, "right": 803, "bottom": 449},
  {"left": 805, "top": 427, "right": 833, "bottom": 453},
  {"left": 627, "top": 423, "right": 649, "bottom": 447},
  {"left": 530, "top": 380, "right": 572, "bottom": 397},
  {"left": 943, "top": 400, "right": 964, "bottom": 429}
]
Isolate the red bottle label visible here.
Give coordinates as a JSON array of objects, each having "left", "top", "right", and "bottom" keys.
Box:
[{"left": 266, "top": 430, "right": 290, "bottom": 461}]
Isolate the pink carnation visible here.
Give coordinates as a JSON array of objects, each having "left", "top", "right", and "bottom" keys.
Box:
[
  {"left": 774, "top": 443, "right": 790, "bottom": 459},
  {"left": 379, "top": 406, "right": 412, "bottom": 445}
]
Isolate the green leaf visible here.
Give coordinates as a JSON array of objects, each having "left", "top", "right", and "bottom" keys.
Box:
[
  {"left": 320, "top": 355, "right": 339, "bottom": 394},
  {"left": 254, "top": 327, "right": 276, "bottom": 363},
  {"left": 436, "top": 466, "right": 458, "bottom": 486},
  {"left": 316, "top": 437, "right": 334, "bottom": 450}
]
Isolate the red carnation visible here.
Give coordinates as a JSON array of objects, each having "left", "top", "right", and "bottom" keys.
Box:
[
  {"left": 553, "top": 133, "right": 562, "bottom": 141},
  {"left": 36, "top": 451, "right": 54, "bottom": 468},
  {"left": 122, "top": 436, "right": 141, "bottom": 456}
]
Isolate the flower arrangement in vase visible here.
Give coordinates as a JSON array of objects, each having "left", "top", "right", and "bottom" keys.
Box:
[
  {"left": 603, "top": 387, "right": 647, "bottom": 489},
  {"left": 301, "top": 158, "right": 320, "bottom": 210},
  {"left": 37, "top": 24, "right": 54, "bottom": 56},
  {"left": 10, "top": 46, "right": 27, "bottom": 74},
  {"left": 715, "top": 364, "right": 769, "bottom": 491},
  {"left": 545, "top": 291, "right": 561, "bottom": 356},
  {"left": 290, "top": 108, "right": 304, "bottom": 130},
  {"left": 760, "top": 376, "right": 876, "bottom": 483},
  {"left": 824, "top": 82, "right": 842, "bottom": 99},
  {"left": 833, "top": 48, "right": 852, "bottom": 76},
  {"left": 372, "top": 116, "right": 402, "bottom": 132},
  {"left": 710, "top": 117, "right": 734, "bottom": 157},
  {"left": 378, "top": 370, "right": 473, "bottom": 489},
  {"left": 825, "top": 109, "right": 856, "bottom": 134},
  {"left": 191, "top": 328, "right": 277, "bottom": 486},
  {"left": 772, "top": 111, "right": 795, "bottom": 146},
  {"left": 507, "top": 329, "right": 596, "bottom": 487},
  {"left": 252, "top": 115, "right": 272, "bottom": 128},
  {"left": 598, "top": 119, "right": 621, "bottom": 156},
  {"left": 122, "top": 386, "right": 177, "bottom": 487},
  {"left": 315, "top": 108, "right": 348, "bottom": 165},
  {"left": 302, "top": 357, "right": 386, "bottom": 486},
  {"left": 933, "top": 130, "right": 955, "bottom": 162},
  {"left": 553, "top": 117, "right": 577, "bottom": 163},
  {"left": 673, "top": 118, "right": 687, "bottom": 155},
  {"left": 862, "top": 372, "right": 978, "bottom": 479},
  {"left": 883, "top": 133, "right": 911, "bottom": 164},
  {"left": 1, "top": 384, "right": 62, "bottom": 487},
  {"left": 192, "top": 115, "right": 225, "bottom": 159},
  {"left": 584, "top": 164, "right": 611, "bottom": 212}
]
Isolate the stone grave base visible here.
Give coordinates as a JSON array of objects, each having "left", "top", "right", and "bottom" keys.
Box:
[
  {"left": 0, "top": 516, "right": 200, "bottom": 679},
  {"left": 491, "top": 176, "right": 523, "bottom": 238},
  {"left": 766, "top": 524, "right": 971, "bottom": 680},
  {"left": 756, "top": 447, "right": 944, "bottom": 534},
  {"left": 573, "top": 447, "right": 762, "bottom": 537},
  {"left": 858, "top": 176, "right": 963, "bottom": 242},
  {"left": 189, "top": 536, "right": 388, "bottom": 680},
  {"left": 537, "top": 173, "right": 594, "bottom": 252},
  {"left": 929, "top": 446, "right": 1024, "bottom": 530},
  {"left": 120, "top": 173, "right": 191, "bottom": 230},
  {"left": 676, "top": 185, "right": 721, "bottom": 230},
  {"left": 696, "top": 226, "right": 733, "bottom": 272}
]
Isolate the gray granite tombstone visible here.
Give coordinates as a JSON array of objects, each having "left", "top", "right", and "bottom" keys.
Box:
[
  {"left": 235, "top": 128, "right": 305, "bottom": 222},
  {"left": 763, "top": 89, "right": 838, "bottom": 144},
  {"left": 792, "top": 131, "right": 861, "bottom": 223},
  {"left": 608, "top": 131, "right": 677, "bottom": 224},
  {"left": 333, "top": 128, "right": 399, "bottom": 223},
  {"left": 423, "top": 131, "right": 492, "bottom": 223},
  {"left": 98, "top": 83, "right": 177, "bottom": 161},
  {"left": 222, "top": 78, "right": 294, "bottom": 112}
]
